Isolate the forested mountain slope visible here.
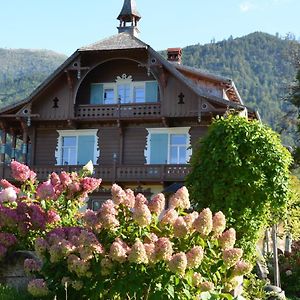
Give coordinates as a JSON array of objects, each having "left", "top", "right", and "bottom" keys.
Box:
[
  {"left": 0, "top": 32, "right": 299, "bottom": 145},
  {"left": 0, "top": 48, "right": 66, "bottom": 107},
  {"left": 181, "top": 32, "right": 300, "bottom": 145}
]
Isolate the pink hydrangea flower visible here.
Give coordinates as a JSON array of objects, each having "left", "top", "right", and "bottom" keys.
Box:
[
  {"left": 27, "top": 279, "right": 49, "bottom": 297},
  {"left": 99, "top": 211, "right": 119, "bottom": 230},
  {"left": 29, "top": 170, "right": 37, "bottom": 182},
  {"left": 72, "top": 258, "right": 91, "bottom": 277},
  {"left": 183, "top": 212, "right": 199, "bottom": 231},
  {"left": 232, "top": 260, "right": 252, "bottom": 276},
  {"left": 0, "top": 232, "right": 17, "bottom": 247},
  {"left": 83, "top": 209, "right": 101, "bottom": 231},
  {"left": 154, "top": 237, "right": 173, "bottom": 261},
  {"left": 128, "top": 240, "right": 148, "bottom": 264},
  {"left": 68, "top": 182, "right": 81, "bottom": 193},
  {"left": 135, "top": 193, "right": 148, "bottom": 207},
  {"left": 133, "top": 204, "right": 152, "bottom": 227},
  {"left": 186, "top": 246, "right": 204, "bottom": 268},
  {"left": 100, "top": 257, "right": 113, "bottom": 276},
  {"left": 100, "top": 200, "right": 117, "bottom": 215},
  {"left": 168, "top": 252, "right": 187, "bottom": 276},
  {"left": 144, "top": 233, "right": 158, "bottom": 244},
  {"left": 223, "top": 248, "right": 243, "bottom": 268},
  {"left": 192, "top": 272, "right": 202, "bottom": 287},
  {"left": 111, "top": 184, "right": 126, "bottom": 205},
  {"left": 50, "top": 172, "right": 60, "bottom": 186},
  {"left": 24, "top": 259, "right": 41, "bottom": 275},
  {"left": 0, "top": 187, "right": 17, "bottom": 203},
  {"left": 160, "top": 209, "right": 178, "bottom": 226},
  {"left": 212, "top": 211, "right": 226, "bottom": 236},
  {"left": 219, "top": 228, "right": 236, "bottom": 250},
  {"left": 110, "top": 239, "right": 129, "bottom": 263},
  {"left": 193, "top": 208, "right": 213, "bottom": 237},
  {"left": 34, "top": 237, "right": 48, "bottom": 259},
  {"left": 200, "top": 281, "right": 215, "bottom": 292},
  {"left": 123, "top": 188, "right": 135, "bottom": 208},
  {"left": 148, "top": 193, "right": 165, "bottom": 215},
  {"left": 173, "top": 217, "right": 189, "bottom": 238},
  {"left": 144, "top": 243, "right": 156, "bottom": 263},
  {"left": 0, "top": 179, "right": 20, "bottom": 193},
  {"left": 59, "top": 171, "right": 72, "bottom": 186},
  {"left": 169, "top": 186, "right": 190, "bottom": 210},
  {"left": 80, "top": 177, "right": 102, "bottom": 193},
  {"left": 46, "top": 210, "right": 61, "bottom": 224},
  {"left": 36, "top": 180, "right": 56, "bottom": 200},
  {"left": 11, "top": 160, "right": 31, "bottom": 182}
]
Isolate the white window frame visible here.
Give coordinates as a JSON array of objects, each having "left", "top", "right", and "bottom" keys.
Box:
[
  {"left": 144, "top": 127, "right": 192, "bottom": 165},
  {"left": 55, "top": 129, "right": 99, "bottom": 166}
]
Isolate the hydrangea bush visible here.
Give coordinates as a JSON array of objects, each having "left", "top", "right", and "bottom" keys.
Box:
[
  {"left": 27, "top": 184, "right": 253, "bottom": 299},
  {"left": 0, "top": 161, "right": 101, "bottom": 260}
]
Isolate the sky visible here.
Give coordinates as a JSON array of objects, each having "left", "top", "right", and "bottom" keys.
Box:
[{"left": 0, "top": 0, "right": 299, "bottom": 56}]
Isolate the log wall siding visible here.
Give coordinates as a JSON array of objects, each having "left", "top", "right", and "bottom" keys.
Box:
[
  {"left": 32, "top": 75, "right": 71, "bottom": 120},
  {"left": 123, "top": 127, "right": 147, "bottom": 164},
  {"left": 35, "top": 129, "right": 58, "bottom": 165},
  {"left": 189, "top": 126, "right": 208, "bottom": 151},
  {"left": 76, "top": 59, "right": 155, "bottom": 105},
  {"left": 162, "top": 76, "right": 199, "bottom": 117},
  {"left": 97, "top": 127, "right": 120, "bottom": 164}
]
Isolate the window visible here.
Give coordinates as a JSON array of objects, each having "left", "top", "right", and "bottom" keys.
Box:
[
  {"left": 145, "top": 128, "right": 191, "bottom": 164},
  {"left": 90, "top": 74, "right": 158, "bottom": 104},
  {"left": 61, "top": 136, "right": 77, "bottom": 165},
  {"left": 117, "top": 84, "right": 131, "bottom": 103},
  {"left": 104, "top": 88, "right": 115, "bottom": 104},
  {"left": 170, "top": 134, "right": 188, "bottom": 164},
  {"left": 55, "top": 129, "right": 99, "bottom": 165},
  {"left": 133, "top": 85, "right": 145, "bottom": 103}
]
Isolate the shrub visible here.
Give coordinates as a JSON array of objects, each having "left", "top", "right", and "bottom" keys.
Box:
[
  {"left": 279, "top": 240, "right": 300, "bottom": 297},
  {"left": 186, "top": 115, "right": 293, "bottom": 260},
  {"left": 28, "top": 185, "right": 253, "bottom": 299}
]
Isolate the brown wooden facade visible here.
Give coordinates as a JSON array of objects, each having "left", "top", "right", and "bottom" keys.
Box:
[{"left": 0, "top": 2, "right": 258, "bottom": 208}]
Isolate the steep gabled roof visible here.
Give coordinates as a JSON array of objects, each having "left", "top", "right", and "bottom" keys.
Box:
[
  {"left": 79, "top": 32, "right": 148, "bottom": 51},
  {"left": 175, "top": 64, "right": 243, "bottom": 105},
  {"left": 0, "top": 32, "right": 254, "bottom": 119}
]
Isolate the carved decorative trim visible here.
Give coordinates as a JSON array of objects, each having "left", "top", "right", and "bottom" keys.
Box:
[{"left": 115, "top": 74, "right": 133, "bottom": 83}]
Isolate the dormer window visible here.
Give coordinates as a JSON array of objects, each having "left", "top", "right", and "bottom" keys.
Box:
[{"left": 90, "top": 74, "right": 158, "bottom": 105}]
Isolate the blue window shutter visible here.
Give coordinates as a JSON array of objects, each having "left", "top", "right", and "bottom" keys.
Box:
[
  {"left": 90, "top": 84, "right": 103, "bottom": 104},
  {"left": 145, "top": 82, "right": 158, "bottom": 102},
  {"left": 77, "top": 135, "right": 95, "bottom": 165},
  {"left": 150, "top": 134, "right": 168, "bottom": 164}
]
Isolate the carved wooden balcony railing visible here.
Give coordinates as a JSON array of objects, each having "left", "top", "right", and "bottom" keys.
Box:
[
  {"left": 0, "top": 164, "right": 190, "bottom": 182},
  {"left": 75, "top": 103, "right": 161, "bottom": 120}
]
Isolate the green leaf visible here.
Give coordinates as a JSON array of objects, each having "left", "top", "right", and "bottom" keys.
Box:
[{"left": 166, "top": 285, "right": 175, "bottom": 299}]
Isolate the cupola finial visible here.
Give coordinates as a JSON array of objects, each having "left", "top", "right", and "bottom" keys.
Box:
[{"left": 117, "top": 0, "right": 141, "bottom": 37}]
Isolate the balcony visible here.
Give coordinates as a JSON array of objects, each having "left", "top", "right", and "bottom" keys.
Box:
[
  {"left": 0, "top": 164, "right": 190, "bottom": 183},
  {"left": 75, "top": 103, "right": 161, "bottom": 120}
]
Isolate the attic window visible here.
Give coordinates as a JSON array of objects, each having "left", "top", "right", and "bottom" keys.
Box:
[{"left": 90, "top": 76, "right": 159, "bottom": 104}]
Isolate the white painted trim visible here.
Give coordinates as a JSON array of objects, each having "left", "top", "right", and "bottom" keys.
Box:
[
  {"left": 55, "top": 129, "right": 99, "bottom": 166},
  {"left": 144, "top": 127, "right": 192, "bottom": 164}
]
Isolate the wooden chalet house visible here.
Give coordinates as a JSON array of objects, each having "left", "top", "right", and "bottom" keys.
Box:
[{"left": 0, "top": 0, "right": 258, "bottom": 209}]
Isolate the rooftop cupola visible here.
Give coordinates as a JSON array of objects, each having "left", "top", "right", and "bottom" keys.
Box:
[{"left": 117, "top": 0, "right": 141, "bottom": 37}]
